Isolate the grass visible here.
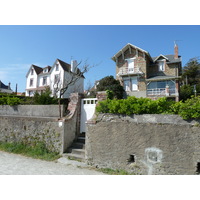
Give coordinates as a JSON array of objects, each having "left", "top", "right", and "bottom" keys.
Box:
[
  {"left": 0, "top": 141, "right": 60, "bottom": 161},
  {"left": 97, "top": 167, "right": 134, "bottom": 175}
]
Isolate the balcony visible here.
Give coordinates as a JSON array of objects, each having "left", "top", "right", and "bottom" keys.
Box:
[
  {"left": 147, "top": 88, "right": 178, "bottom": 96},
  {"left": 117, "top": 67, "right": 143, "bottom": 76}
]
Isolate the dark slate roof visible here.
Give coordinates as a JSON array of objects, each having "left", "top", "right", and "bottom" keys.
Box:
[
  {"left": 0, "top": 80, "right": 9, "bottom": 89},
  {"left": 57, "top": 59, "right": 71, "bottom": 72},
  {"left": 146, "top": 75, "right": 180, "bottom": 81},
  {"left": 152, "top": 55, "right": 181, "bottom": 63},
  {"left": 32, "top": 65, "right": 43, "bottom": 74}
]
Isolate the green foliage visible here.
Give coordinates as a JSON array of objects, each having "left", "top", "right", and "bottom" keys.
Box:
[
  {"left": 96, "top": 76, "right": 124, "bottom": 99},
  {"left": 0, "top": 141, "right": 60, "bottom": 161},
  {"left": 182, "top": 57, "right": 200, "bottom": 85},
  {"left": 176, "top": 96, "right": 200, "bottom": 120},
  {"left": 106, "top": 90, "right": 114, "bottom": 100},
  {"left": 179, "top": 85, "right": 194, "bottom": 101},
  {"left": 33, "top": 88, "right": 58, "bottom": 105},
  {"left": 0, "top": 96, "right": 22, "bottom": 105},
  {"left": 96, "top": 96, "right": 200, "bottom": 120}
]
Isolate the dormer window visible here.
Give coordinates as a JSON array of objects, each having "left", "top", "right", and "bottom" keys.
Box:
[
  {"left": 158, "top": 60, "right": 165, "bottom": 71},
  {"left": 43, "top": 68, "right": 48, "bottom": 73}
]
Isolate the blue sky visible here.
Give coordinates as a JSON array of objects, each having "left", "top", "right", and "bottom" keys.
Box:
[{"left": 1, "top": 25, "right": 200, "bottom": 92}]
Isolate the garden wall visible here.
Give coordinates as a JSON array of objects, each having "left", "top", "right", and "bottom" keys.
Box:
[
  {"left": 0, "top": 104, "right": 67, "bottom": 117},
  {"left": 86, "top": 114, "right": 200, "bottom": 175},
  {"left": 0, "top": 93, "right": 81, "bottom": 154}
]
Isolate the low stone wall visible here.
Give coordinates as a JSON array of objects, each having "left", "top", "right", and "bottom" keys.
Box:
[
  {"left": 0, "top": 93, "right": 81, "bottom": 154},
  {"left": 0, "top": 105, "right": 67, "bottom": 117},
  {"left": 86, "top": 114, "right": 200, "bottom": 175}
]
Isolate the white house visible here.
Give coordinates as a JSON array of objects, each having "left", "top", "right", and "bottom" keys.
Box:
[{"left": 25, "top": 59, "right": 84, "bottom": 98}]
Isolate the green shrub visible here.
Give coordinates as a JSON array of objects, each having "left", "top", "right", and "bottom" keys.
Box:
[
  {"left": 33, "top": 88, "right": 58, "bottom": 105},
  {"left": 96, "top": 96, "right": 200, "bottom": 120},
  {"left": 177, "top": 96, "right": 200, "bottom": 119}
]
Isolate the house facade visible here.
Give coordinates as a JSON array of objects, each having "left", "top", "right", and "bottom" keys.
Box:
[
  {"left": 26, "top": 59, "right": 84, "bottom": 98},
  {"left": 112, "top": 43, "right": 182, "bottom": 101},
  {"left": 0, "top": 81, "right": 13, "bottom": 94}
]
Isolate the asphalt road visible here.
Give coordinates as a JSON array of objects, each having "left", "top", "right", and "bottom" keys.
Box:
[{"left": 0, "top": 151, "right": 105, "bottom": 175}]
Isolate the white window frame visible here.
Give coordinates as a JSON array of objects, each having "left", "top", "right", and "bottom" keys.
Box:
[
  {"left": 55, "top": 64, "right": 59, "bottom": 71},
  {"left": 30, "top": 78, "right": 34, "bottom": 87},
  {"left": 43, "top": 76, "right": 47, "bottom": 86},
  {"left": 123, "top": 79, "right": 130, "bottom": 91},
  {"left": 158, "top": 60, "right": 165, "bottom": 71},
  {"left": 131, "top": 77, "right": 138, "bottom": 91},
  {"left": 126, "top": 58, "right": 135, "bottom": 73}
]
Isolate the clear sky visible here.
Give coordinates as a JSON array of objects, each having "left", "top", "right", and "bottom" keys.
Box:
[{"left": 0, "top": 25, "right": 200, "bottom": 93}]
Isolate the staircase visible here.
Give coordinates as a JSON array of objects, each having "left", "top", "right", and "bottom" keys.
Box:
[{"left": 64, "top": 133, "right": 85, "bottom": 162}]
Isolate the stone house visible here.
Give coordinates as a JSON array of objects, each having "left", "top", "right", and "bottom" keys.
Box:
[
  {"left": 25, "top": 59, "right": 84, "bottom": 98},
  {"left": 112, "top": 43, "right": 182, "bottom": 101}
]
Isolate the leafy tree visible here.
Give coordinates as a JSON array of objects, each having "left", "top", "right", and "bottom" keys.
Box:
[
  {"left": 180, "top": 57, "right": 200, "bottom": 100},
  {"left": 182, "top": 57, "right": 200, "bottom": 85},
  {"left": 96, "top": 76, "right": 124, "bottom": 99}
]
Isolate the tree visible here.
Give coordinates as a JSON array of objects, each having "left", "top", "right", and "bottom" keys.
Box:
[
  {"left": 182, "top": 57, "right": 200, "bottom": 85},
  {"left": 54, "top": 60, "right": 95, "bottom": 118},
  {"left": 96, "top": 75, "right": 124, "bottom": 99},
  {"left": 180, "top": 57, "right": 200, "bottom": 100}
]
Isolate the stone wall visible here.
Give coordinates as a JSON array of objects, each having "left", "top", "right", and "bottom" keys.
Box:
[
  {"left": 0, "top": 93, "right": 81, "bottom": 154},
  {"left": 0, "top": 104, "right": 67, "bottom": 118},
  {"left": 86, "top": 114, "right": 200, "bottom": 175}
]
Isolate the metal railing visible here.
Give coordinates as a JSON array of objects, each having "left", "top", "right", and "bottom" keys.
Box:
[
  {"left": 118, "top": 67, "right": 141, "bottom": 75},
  {"left": 147, "top": 88, "right": 178, "bottom": 96}
]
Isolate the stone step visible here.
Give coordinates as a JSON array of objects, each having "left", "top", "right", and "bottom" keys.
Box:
[
  {"left": 68, "top": 148, "right": 85, "bottom": 156},
  {"left": 71, "top": 142, "right": 85, "bottom": 149},
  {"left": 77, "top": 136, "right": 85, "bottom": 143},
  {"left": 64, "top": 153, "right": 85, "bottom": 162}
]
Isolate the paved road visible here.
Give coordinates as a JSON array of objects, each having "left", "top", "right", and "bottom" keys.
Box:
[{"left": 0, "top": 151, "right": 105, "bottom": 175}]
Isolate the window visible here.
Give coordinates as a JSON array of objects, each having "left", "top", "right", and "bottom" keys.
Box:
[
  {"left": 158, "top": 60, "right": 165, "bottom": 71},
  {"left": 126, "top": 58, "right": 135, "bottom": 73},
  {"left": 123, "top": 77, "right": 138, "bottom": 91},
  {"left": 147, "top": 80, "right": 175, "bottom": 90},
  {"left": 30, "top": 79, "right": 33, "bottom": 87},
  {"left": 43, "top": 68, "right": 48, "bottom": 73},
  {"left": 31, "top": 69, "right": 34, "bottom": 75},
  {"left": 131, "top": 77, "right": 138, "bottom": 91},
  {"left": 54, "top": 74, "right": 60, "bottom": 84},
  {"left": 123, "top": 79, "right": 130, "bottom": 91},
  {"left": 43, "top": 76, "right": 47, "bottom": 85},
  {"left": 55, "top": 64, "right": 59, "bottom": 71}
]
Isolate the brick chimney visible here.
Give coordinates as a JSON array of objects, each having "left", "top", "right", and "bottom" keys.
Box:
[{"left": 174, "top": 43, "right": 179, "bottom": 59}]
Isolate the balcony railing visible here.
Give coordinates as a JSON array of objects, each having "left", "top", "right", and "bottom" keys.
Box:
[
  {"left": 118, "top": 67, "right": 143, "bottom": 76},
  {"left": 147, "top": 88, "right": 178, "bottom": 96}
]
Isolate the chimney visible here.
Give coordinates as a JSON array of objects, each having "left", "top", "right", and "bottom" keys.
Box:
[
  {"left": 8, "top": 82, "right": 11, "bottom": 89},
  {"left": 71, "top": 60, "right": 78, "bottom": 73},
  {"left": 174, "top": 43, "right": 179, "bottom": 59}
]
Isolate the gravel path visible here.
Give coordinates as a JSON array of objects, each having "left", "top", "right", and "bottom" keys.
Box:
[{"left": 0, "top": 151, "right": 105, "bottom": 175}]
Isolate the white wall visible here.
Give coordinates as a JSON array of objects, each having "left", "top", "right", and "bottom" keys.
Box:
[{"left": 26, "top": 67, "right": 38, "bottom": 96}]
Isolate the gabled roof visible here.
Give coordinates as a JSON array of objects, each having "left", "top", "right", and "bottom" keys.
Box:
[
  {"left": 112, "top": 43, "right": 152, "bottom": 62},
  {"left": 32, "top": 65, "right": 43, "bottom": 74},
  {"left": 153, "top": 54, "right": 169, "bottom": 62},
  {"left": 152, "top": 54, "right": 181, "bottom": 64},
  {"left": 0, "top": 80, "right": 9, "bottom": 89},
  {"left": 57, "top": 59, "right": 71, "bottom": 72},
  {"left": 26, "top": 64, "right": 43, "bottom": 77}
]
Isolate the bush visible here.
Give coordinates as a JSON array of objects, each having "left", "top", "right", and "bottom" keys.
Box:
[
  {"left": 96, "top": 96, "right": 200, "bottom": 120},
  {"left": 33, "top": 88, "right": 58, "bottom": 105}
]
